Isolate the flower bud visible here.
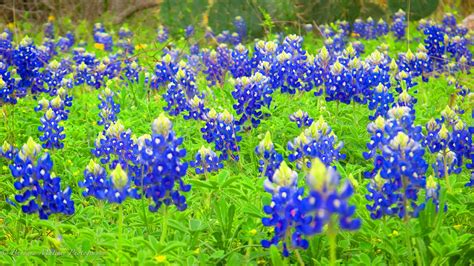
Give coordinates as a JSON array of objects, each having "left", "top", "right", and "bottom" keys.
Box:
[{"left": 111, "top": 164, "right": 128, "bottom": 190}]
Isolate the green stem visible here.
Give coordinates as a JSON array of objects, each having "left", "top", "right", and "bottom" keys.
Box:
[
  {"left": 160, "top": 205, "right": 168, "bottom": 244},
  {"left": 295, "top": 249, "right": 305, "bottom": 266},
  {"left": 118, "top": 205, "right": 123, "bottom": 264},
  {"left": 141, "top": 168, "right": 150, "bottom": 233},
  {"left": 260, "top": 161, "right": 268, "bottom": 179},
  {"left": 328, "top": 220, "right": 337, "bottom": 266},
  {"left": 443, "top": 153, "right": 452, "bottom": 193},
  {"left": 2, "top": 105, "right": 7, "bottom": 133},
  {"left": 245, "top": 238, "right": 253, "bottom": 262},
  {"left": 404, "top": 224, "right": 414, "bottom": 265},
  {"left": 141, "top": 196, "right": 149, "bottom": 233},
  {"left": 403, "top": 175, "right": 409, "bottom": 223}
]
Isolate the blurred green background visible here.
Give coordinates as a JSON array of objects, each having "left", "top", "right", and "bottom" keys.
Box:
[{"left": 1, "top": 0, "right": 473, "bottom": 38}]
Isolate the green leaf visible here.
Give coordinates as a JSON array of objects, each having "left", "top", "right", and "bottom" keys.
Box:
[{"left": 270, "top": 246, "right": 283, "bottom": 265}]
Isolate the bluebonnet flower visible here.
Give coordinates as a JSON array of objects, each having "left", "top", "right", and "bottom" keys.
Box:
[
  {"left": 396, "top": 49, "right": 432, "bottom": 85},
  {"left": 423, "top": 25, "right": 447, "bottom": 72},
  {"left": 415, "top": 48, "right": 433, "bottom": 82},
  {"left": 118, "top": 27, "right": 133, "bottom": 39},
  {"left": 94, "top": 31, "right": 113, "bottom": 51},
  {"left": 57, "top": 86, "right": 73, "bottom": 108},
  {"left": 364, "top": 106, "right": 428, "bottom": 220},
  {"left": 134, "top": 113, "right": 191, "bottom": 211},
  {"left": 396, "top": 89, "right": 417, "bottom": 110},
  {"left": 353, "top": 19, "right": 366, "bottom": 38},
  {"left": 190, "top": 44, "right": 199, "bottom": 55},
  {"left": 424, "top": 175, "right": 444, "bottom": 212},
  {"left": 0, "top": 31, "right": 14, "bottom": 65},
  {"left": 216, "top": 30, "right": 232, "bottom": 44},
  {"left": 66, "top": 31, "right": 75, "bottom": 46},
  {"left": 184, "top": 95, "right": 208, "bottom": 121},
  {"left": 72, "top": 48, "right": 97, "bottom": 66},
  {"left": 433, "top": 146, "right": 461, "bottom": 183},
  {"left": 38, "top": 108, "right": 66, "bottom": 149},
  {"left": 190, "top": 146, "right": 223, "bottom": 175},
  {"left": 324, "top": 61, "right": 357, "bottom": 104},
  {"left": 201, "top": 108, "right": 218, "bottom": 144},
  {"left": 98, "top": 86, "right": 120, "bottom": 129},
  {"left": 43, "top": 37, "right": 57, "bottom": 57},
  {"left": 93, "top": 23, "right": 106, "bottom": 34},
  {"left": 204, "top": 26, "right": 214, "bottom": 40},
  {"left": 87, "top": 62, "right": 107, "bottom": 89},
  {"left": 368, "top": 84, "right": 394, "bottom": 120},
  {"left": 422, "top": 118, "right": 445, "bottom": 153},
  {"left": 79, "top": 159, "right": 139, "bottom": 203},
  {"left": 13, "top": 36, "right": 44, "bottom": 95},
  {"left": 351, "top": 41, "right": 365, "bottom": 56},
  {"left": 150, "top": 54, "right": 177, "bottom": 89},
  {"left": 363, "top": 115, "right": 388, "bottom": 161},
  {"left": 117, "top": 28, "right": 134, "bottom": 55},
  {"left": 337, "top": 21, "right": 351, "bottom": 36},
  {"left": 324, "top": 34, "right": 346, "bottom": 56},
  {"left": 251, "top": 40, "right": 278, "bottom": 72},
  {"left": 307, "top": 47, "right": 332, "bottom": 97},
  {"left": 35, "top": 92, "right": 71, "bottom": 121},
  {"left": 391, "top": 9, "right": 406, "bottom": 40},
  {"left": 417, "top": 19, "right": 432, "bottom": 32},
  {"left": 9, "top": 137, "right": 74, "bottom": 219},
  {"left": 445, "top": 120, "right": 471, "bottom": 171},
  {"left": 232, "top": 72, "right": 273, "bottom": 128},
  {"left": 364, "top": 17, "right": 377, "bottom": 39},
  {"left": 202, "top": 49, "right": 227, "bottom": 86},
  {"left": 298, "top": 158, "right": 361, "bottom": 235},
  {"left": 271, "top": 35, "right": 311, "bottom": 94},
  {"left": 92, "top": 121, "right": 136, "bottom": 170},
  {"left": 214, "top": 110, "right": 242, "bottom": 161},
  {"left": 41, "top": 60, "right": 70, "bottom": 96},
  {"left": 0, "top": 70, "right": 17, "bottom": 105},
  {"left": 365, "top": 170, "right": 398, "bottom": 219},
  {"left": 123, "top": 60, "right": 141, "bottom": 83},
  {"left": 446, "top": 35, "right": 473, "bottom": 73},
  {"left": 288, "top": 116, "right": 345, "bottom": 169},
  {"left": 185, "top": 25, "right": 194, "bottom": 39},
  {"left": 1, "top": 141, "right": 17, "bottom": 160},
  {"left": 376, "top": 18, "right": 389, "bottom": 36},
  {"left": 230, "top": 44, "right": 251, "bottom": 78},
  {"left": 442, "top": 13, "right": 457, "bottom": 29},
  {"left": 163, "top": 64, "right": 200, "bottom": 116},
  {"left": 44, "top": 22, "right": 54, "bottom": 39},
  {"left": 234, "top": 16, "right": 247, "bottom": 41},
  {"left": 37, "top": 45, "right": 54, "bottom": 65},
  {"left": 424, "top": 107, "right": 471, "bottom": 191},
  {"left": 435, "top": 120, "right": 472, "bottom": 179},
  {"left": 163, "top": 82, "right": 189, "bottom": 116},
  {"left": 261, "top": 161, "right": 307, "bottom": 257},
  {"left": 255, "top": 132, "right": 283, "bottom": 179},
  {"left": 74, "top": 62, "right": 95, "bottom": 86},
  {"left": 157, "top": 25, "right": 169, "bottom": 43},
  {"left": 289, "top": 110, "right": 313, "bottom": 128},
  {"left": 395, "top": 70, "right": 417, "bottom": 94},
  {"left": 217, "top": 44, "right": 232, "bottom": 75},
  {"left": 466, "top": 126, "right": 474, "bottom": 187},
  {"left": 174, "top": 62, "right": 200, "bottom": 98},
  {"left": 103, "top": 55, "right": 122, "bottom": 79}
]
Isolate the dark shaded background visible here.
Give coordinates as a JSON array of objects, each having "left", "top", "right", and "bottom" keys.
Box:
[{"left": 1, "top": 0, "right": 473, "bottom": 37}]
